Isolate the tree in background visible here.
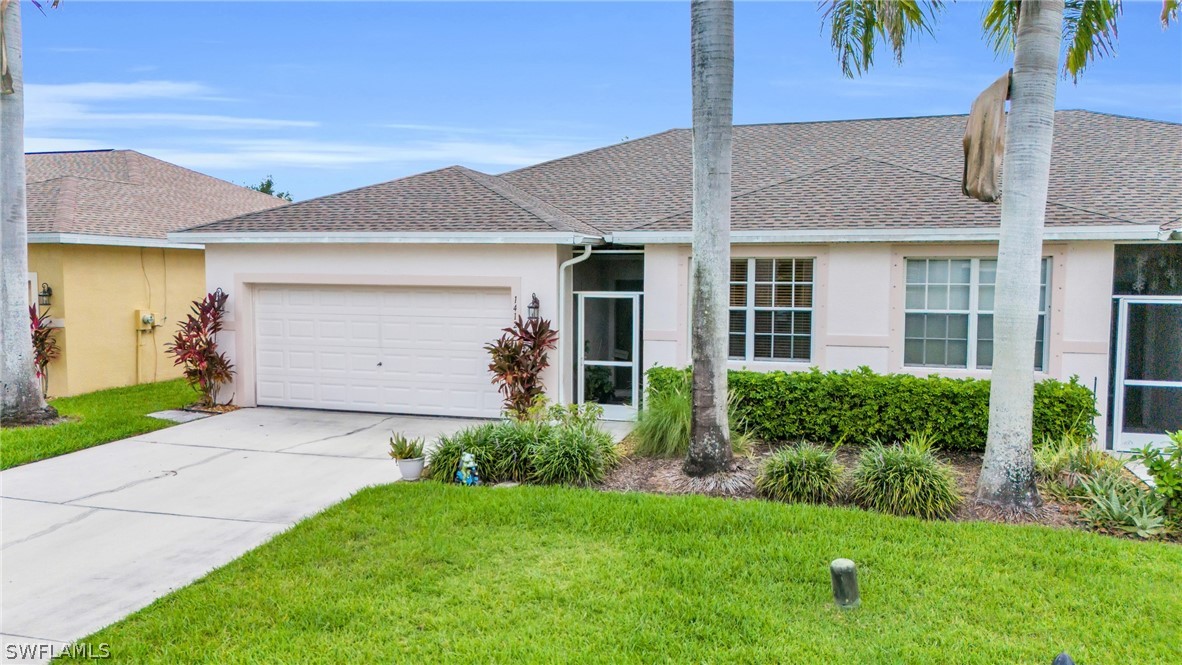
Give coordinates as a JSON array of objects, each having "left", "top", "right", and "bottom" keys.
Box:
[
  {"left": 1, "top": 0, "right": 57, "bottom": 425},
  {"left": 823, "top": 0, "right": 1178, "bottom": 512},
  {"left": 249, "top": 175, "right": 293, "bottom": 201}
]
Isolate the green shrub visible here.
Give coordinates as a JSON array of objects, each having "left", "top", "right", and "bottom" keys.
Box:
[
  {"left": 1034, "top": 431, "right": 1122, "bottom": 500},
  {"left": 1078, "top": 471, "right": 1167, "bottom": 539},
  {"left": 850, "top": 435, "right": 962, "bottom": 519},
  {"left": 487, "top": 421, "right": 545, "bottom": 483},
  {"left": 425, "top": 412, "right": 619, "bottom": 485},
  {"left": 1130, "top": 432, "right": 1182, "bottom": 517},
  {"left": 633, "top": 383, "right": 751, "bottom": 457},
  {"left": 645, "top": 366, "right": 1097, "bottom": 451},
  {"left": 388, "top": 433, "right": 425, "bottom": 460},
  {"left": 531, "top": 426, "right": 614, "bottom": 486},
  {"left": 424, "top": 422, "right": 534, "bottom": 484},
  {"left": 424, "top": 433, "right": 468, "bottom": 482},
  {"left": 755, "top": 443, "right": 843, "bottom": 504}
]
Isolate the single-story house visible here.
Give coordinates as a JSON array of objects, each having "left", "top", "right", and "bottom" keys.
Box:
[
  {"left": 172, "top": 110, "right": 1181, "bottom": 450},
  {"left": 26, "top": 149, "right": 286, "bottom": 396}
]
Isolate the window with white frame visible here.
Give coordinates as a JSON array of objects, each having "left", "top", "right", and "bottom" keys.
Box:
[
  {"left": 904, "top": 257, "right": 1050, "bottom": 371},
  {"left": 729, "top": 258, "right": 813, "bottom": 362}
]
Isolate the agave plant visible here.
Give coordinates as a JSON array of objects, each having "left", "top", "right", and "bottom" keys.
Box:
[
  {"left": 1078, "top": 471, "right": 1166, "bottom": 539},
  {"left": 165, "top": 290, "right": 234, "bottom": 407},
  {"left": 388, "top": 433, "right": 425, "bottom": 460}
]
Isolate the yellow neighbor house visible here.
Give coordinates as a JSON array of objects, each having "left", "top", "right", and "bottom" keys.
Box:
[{"left": 26, "top": 150, "right": 286, "bottom": 397}]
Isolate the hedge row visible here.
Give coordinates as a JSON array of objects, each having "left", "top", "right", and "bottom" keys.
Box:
[{"left": 645, "top": 366, "right": 1098, "bottom": 451}]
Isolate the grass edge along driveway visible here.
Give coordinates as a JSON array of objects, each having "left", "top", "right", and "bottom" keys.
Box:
[
  {"left": 1, "top": 379, "right": 195, "bottom": 470},
  {"left": 68, "top": 482, "right": 1181, "bottom": 664}
]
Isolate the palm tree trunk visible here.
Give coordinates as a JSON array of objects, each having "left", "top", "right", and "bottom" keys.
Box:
[
  {"left": 976, "top": 0, "right": 1064, "bottom": 511},
  {"left": 1, "top": 1, "right": 54, "bottom": 425},
  {"left": 685, "top": 0, "right": 734, "bottom": 476}
]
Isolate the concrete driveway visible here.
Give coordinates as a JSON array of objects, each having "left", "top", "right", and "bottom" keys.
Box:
[{"left": 1, "top": 407, "right": 484, "bottom": 661}]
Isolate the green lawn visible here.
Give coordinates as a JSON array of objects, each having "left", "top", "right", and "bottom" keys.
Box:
[
  {"left": 72, "top": 483, "right": 1180, "bottom": 664},
  {"left": 0, "top": 379, "right": 196, "bottom": 470}
]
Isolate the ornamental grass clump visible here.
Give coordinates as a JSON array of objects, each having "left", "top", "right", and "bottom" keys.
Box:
[
  {"left": 633, "top": 384, "right": 751, "bottom": 457},
  {"left": 530, "top": 426, "right": 614, "bottom": 486},
  {"left": 1034, "top": 430, "right": 1121, "bottom": 501},
  {"left": 424, "top": 431, "right": 477, "bottom": 483},
  {"left": 850, "top": 433, "right": 961, "bottom": 520},
  {"left": 425, "top": 404, "right": 618, "bottom": 486},
  {"left": 755, "top": 443, "right": 843, "bottom": 505},
  {"left": 425, "top": 422, "right": 534, "bottom": 484}
]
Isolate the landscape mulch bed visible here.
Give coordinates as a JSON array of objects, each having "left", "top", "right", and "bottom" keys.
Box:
[
  {"left": 600, "top": 438, "right": 1130, "bottom": 535},
  {"left": 184, "top": 403, "right": 241, "bottom": 415}
]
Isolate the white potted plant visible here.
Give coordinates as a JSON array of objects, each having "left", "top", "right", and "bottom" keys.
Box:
[{"left": 389, "top": 433, "right": 426, "bottom": 481}]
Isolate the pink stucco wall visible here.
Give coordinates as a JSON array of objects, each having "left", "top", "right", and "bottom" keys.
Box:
[
  {"left": 642, "top": 241, "right": 1115, "bottom": 443},
  {"left": 204, "top": 243, "right": 565, "bottom": 408},
  {"left": 205, "top": 240, "right": 1117, "bottom": 442}
]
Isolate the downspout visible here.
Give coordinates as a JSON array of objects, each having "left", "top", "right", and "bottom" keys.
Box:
[{"left": 557, "top": 244, "right": 594, "bottom": 404}]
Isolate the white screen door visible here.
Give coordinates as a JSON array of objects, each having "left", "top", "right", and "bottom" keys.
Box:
[
  {"left": 577, "top": 293, "right": 641, "bottom": 421},
  {"left": 1112, "top": 296, "right": 1182, "bottom": 450}
]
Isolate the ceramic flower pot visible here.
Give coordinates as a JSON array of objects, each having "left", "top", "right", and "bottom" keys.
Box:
[{"left": 395, "top": 457, "right": 425, "bottom": 481}]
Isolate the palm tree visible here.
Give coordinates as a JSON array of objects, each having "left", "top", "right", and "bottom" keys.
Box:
[
  {"left": 684, "top": 0, "right": 735, "bottom": 476},
  {"left": 1, "top": 0, "right": 56, "bottom": 425},
  {"left": 824, "top": 0, "right": 1177, "bottom": 512},
  {"left": 974, "top": 0, "right": 1066, "bottom": 512}
]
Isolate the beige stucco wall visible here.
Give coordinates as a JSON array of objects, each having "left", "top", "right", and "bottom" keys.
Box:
[
  {"left": 203, "top": 243, "right": 566, "bottom": 407},
  {"left": 643, "top": 241, "right": 1115, "bottom": 443},
  {"left": 27, "top": 244, "right": 206, "bottom": 397}
]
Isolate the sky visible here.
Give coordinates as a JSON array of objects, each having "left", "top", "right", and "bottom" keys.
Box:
[{"left": 22, "top": 1, "right": 1182, "bottom": 201}]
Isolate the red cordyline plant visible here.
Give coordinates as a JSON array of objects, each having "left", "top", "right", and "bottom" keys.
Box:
[
  {"left": 29, "top": 305, "right": 60, "bottom": 396},
  {"left": 485, "top": 315, "right": 559, "bottom": 418},
  {"left": 166, "top": 290, "right": 234, "bottom": 407}
]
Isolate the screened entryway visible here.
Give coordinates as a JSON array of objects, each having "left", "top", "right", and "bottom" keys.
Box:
[
  {"left": 572, "top": 251, "right": 644, "bottom": 420},
  {"left": 1110, "top": 244, "right": 1182, "bottom": 451}
]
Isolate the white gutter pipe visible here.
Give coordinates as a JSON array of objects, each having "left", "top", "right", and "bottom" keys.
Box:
[{"left": 557, "top": 244, "right": 594, "bottom": 404}]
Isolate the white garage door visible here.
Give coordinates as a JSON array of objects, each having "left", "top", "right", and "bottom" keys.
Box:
[{"left": 254, "top": 284, "right": 510, "bottom": 418}]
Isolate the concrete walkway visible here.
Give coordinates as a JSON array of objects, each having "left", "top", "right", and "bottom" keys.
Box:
[{"left": 1, "top": 407, "right": 486, "bottom": 662}]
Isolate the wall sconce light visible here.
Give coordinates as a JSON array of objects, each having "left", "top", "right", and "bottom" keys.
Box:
[
  {"left": 527, "top": 293, "right": 540, "bottom": 322},
  {"left": 38, "top": 283, "right": 52, "bottom": 307}
]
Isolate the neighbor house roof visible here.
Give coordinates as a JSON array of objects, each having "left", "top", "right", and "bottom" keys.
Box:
[
  {"left": 27, "top": 150, "right": 286, "bottom": 243},
  {"left": 179, "top": 110, "right": 1181, "bottom": 243}
]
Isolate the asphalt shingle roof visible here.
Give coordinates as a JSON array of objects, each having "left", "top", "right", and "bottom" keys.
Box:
[
  {"left": 187, "top": 110, "right": 1180, "bottom": 237},
  {"left": 26, "top": 150, "right": 286, "bottom": 240},
  {"left": 185, "top": 165, "right": 599, "bottom": 236},
  {"left": 503, "top": 110, "right": 1180, "bottom": 233},
  {"left": 637, "top": 157, "right": 1124, "bottom": 232}
]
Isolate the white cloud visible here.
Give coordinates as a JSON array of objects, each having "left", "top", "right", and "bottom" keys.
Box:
[
  {"left": 44, "top": 46, "right": 104, "bottom": 54},
  {"left": 29, "top": 80, "right": 216, "bottom": 101},
  {"left": 24, "top": 80, "right": 317, "bottom": 131},
  {"left": 381, "top": 123, "right": 485, "bottom": 134},
  {"left": 140, "top": 137, "right": 593, "bottom": 171},
  {"left": 1059, "top": 81, "right": 1182, "bottom": 113},
  {"left": 25, "top": 137, "right": 111, "bottom": 153}
]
